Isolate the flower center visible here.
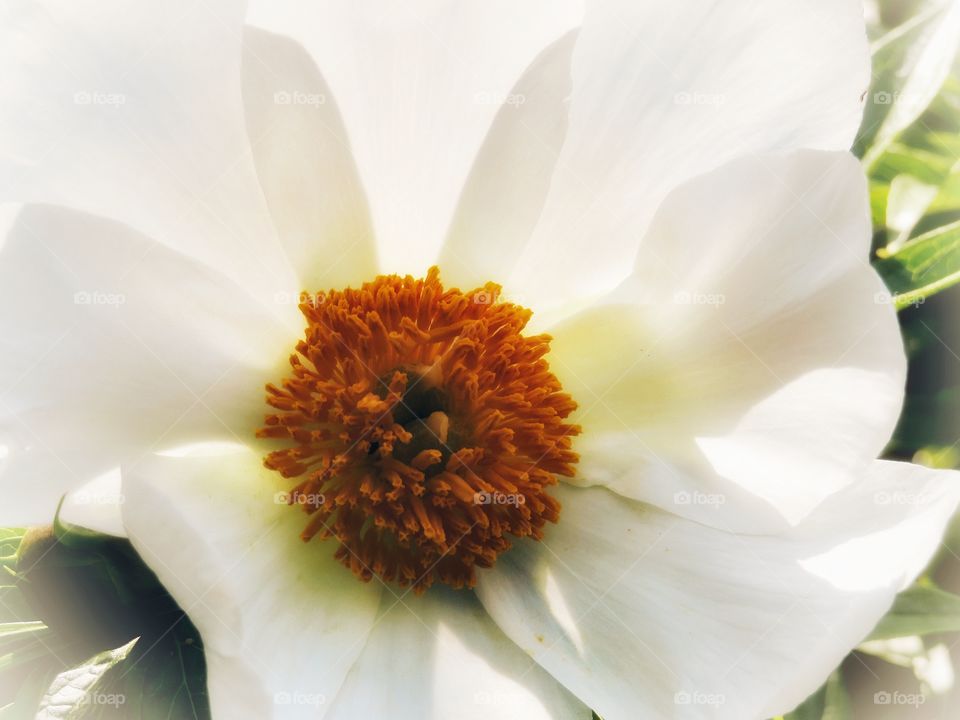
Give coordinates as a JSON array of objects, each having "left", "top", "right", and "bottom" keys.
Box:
[{"left": 258, "top": 268, "right": 580, "bottom": 593}]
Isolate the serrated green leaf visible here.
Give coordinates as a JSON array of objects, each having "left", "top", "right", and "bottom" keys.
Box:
[
  {"left": 859, "top": 0, "right": 960, "bottom": 165},
  {"left": 35, "top": 638, "right": 137, "bottom": 720},
  {"left": 874, "top": 219, "right": 960, "bottom": 306},
  {"left": 869, "top": 584, "right": 960, "bottom": 640}
]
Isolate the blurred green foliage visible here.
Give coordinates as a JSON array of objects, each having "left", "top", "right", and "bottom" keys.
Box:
[
  {"left": 0, "top": 518, "right": 207, "bottom": 719},
  {"left": 782, "top": 1, "right": 960, "bottom": 718}
]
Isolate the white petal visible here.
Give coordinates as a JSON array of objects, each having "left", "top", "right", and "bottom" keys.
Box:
[
  {"left": 439, "top": 31, "right": 577, "bottom": 293},
  {"left": 476, "top": 462, "right": 960, "bottom": 720},
  {"left": 121, "top": 444, "right": 383, "bottom": 720},
  {"left": 0, "top": 205, "right": 292, "bottom": 524},
  {"left": 547, "top": 151, "right": 904, "bottom": 530},
  {"left": 509, "top": 0, "right": 871, "bottom": 311},
  {"left": 327, "top": 588, "right": 589, "bottom": 720},
  {"left": 0, "top": 445, "right": 90, "bottom": 525},
  {"left": 241, "top": 26, "right": 379, "bottom": 292},
  {"left": 0, "top": 0, "right": 297, "bottom": 302},
  {"left": 58, "top": 468, "right": 126, "bottom": 537},
  {"left": 246, "top": 1, "right": 583, "bottom": 275}
]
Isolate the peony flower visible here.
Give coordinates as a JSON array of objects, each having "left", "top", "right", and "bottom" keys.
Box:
[{"left": 2, "top": 1, "right": 958, "bottom": 719}]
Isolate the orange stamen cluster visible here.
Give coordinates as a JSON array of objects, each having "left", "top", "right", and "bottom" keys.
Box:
[{"left": 258, "top": 268, "right": 579, "bottom": 592}]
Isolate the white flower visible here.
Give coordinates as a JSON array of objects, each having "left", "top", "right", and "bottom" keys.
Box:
[{"left": 1, "top": 1, "right": 958, "bottom": 719}]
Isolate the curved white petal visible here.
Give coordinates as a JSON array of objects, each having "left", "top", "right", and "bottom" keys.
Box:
[
  {"left": 509, "top": 0, "right": 871, "bottom": 311},
  {"left": 439, "top": 31, "right": 577, "bottom": 294},
  {"left": 241, "top": 26, "right": 379, "bottom": 292},
  {"left": 58, "top": 468, "right": 126, "bottom": 537},
  {"left": 0, "top": 205, "right": 292, "bottom": 524},
  {"left": 548, "top": 151, "right": 904, "bottom": 530},
  {"left": 477, "top": 462, "right": 960, "bottom": 720},
  {"left": 0, "top": 445, "right": 92, "bottom": 526},
  {"left": 246, "top": 0, "right": 583, "bottom": 275},
  {"left": 327, "top": 588, "right": 589, "bottom": 720},
  {"left": 121, "top": 444, "right": 383, "bottom": 720},
  {"left": 0, "top": 0, "right": 297, "bottom": 303}
]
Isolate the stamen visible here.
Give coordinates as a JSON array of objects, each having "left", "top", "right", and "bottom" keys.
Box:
[{"left": 259, "top": 267, "right": 580, "bottom": 593}]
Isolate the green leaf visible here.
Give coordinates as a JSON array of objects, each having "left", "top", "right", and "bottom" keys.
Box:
[
  {"left": 782, "top": 682, "right": 826, "bottom": 720},
  {"left": 870, "top": 181, "right": 891, "bottom": 230},
  {"left": 859, "top": 0, "right": 960, "bottom": 166},
  {"left": 0, "top": 528, "right": 25, "bottom": 548},
  {"left": 0, "top": 524, "right": 210, "bottom": 719},
  {"left": 920, "top": 129, "right": 960, "bottom": 161},
  {"left": 35, "top": 638, "right": 137, "bottom": 719},
  {"left": 0, "top": 622, "right": 48, "bottom": 657},
  {"left": 0, "top": 662, "right": 61, "bottom": 720},
  {"left": 874, "top": 219, "right": 960, "bottom": 307},
  {"left": 867, "top": 141, "right": 959, "bottom": 240},
  {"left": 929, "top": 170, "right": 960, "bottom": 214},
  {"left": 871, "top": 142, "right": 955, "bottom": 186},
  {"left": 886, "top": 174, "right": 940, "bottom": 250},
  {"left": 51, "top": 498, "right": 114, "bottom": 551},
  {"left": 122, "top": 621, "right": 208, "bottom": 720},
  {"left": 821, "top": 671, "right": 852, "bottom": 720},
  {"left": 869, "top": 584, "right": 960, "bottom": 640},
  {"left": 0, "top": 622, "right": 45, "bottom": 641},
  {"left": 0, "top": 642, "right": 59, "bottom": 674},
  {"left": 0, "top": 529, "right": 24, "bottom": 571},
  {"left": 779, "top": 670, "right": 849, "bottom": 720}
]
